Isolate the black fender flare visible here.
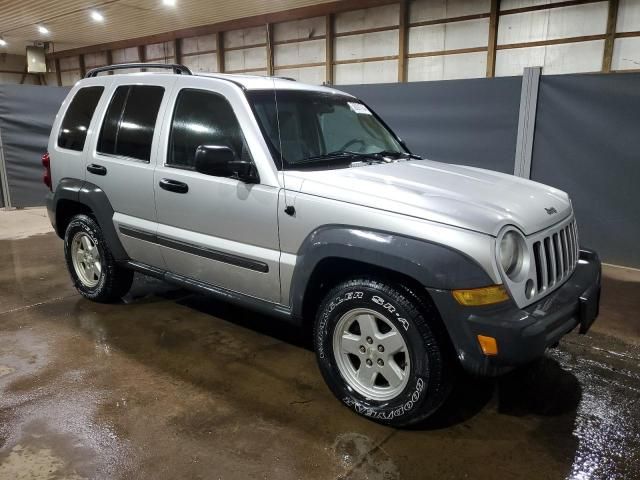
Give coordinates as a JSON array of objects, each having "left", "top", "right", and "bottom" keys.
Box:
[
  {"left": 289, "top": 225, "right": 494, "bottom": 317},
  {"left": 47, "top": 178, "right": 128, "bottom": 262}
]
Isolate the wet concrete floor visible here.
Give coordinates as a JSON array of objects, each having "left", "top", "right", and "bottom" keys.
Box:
[{"left": 1, "top": 232, "right": 639, "bottom": 479}]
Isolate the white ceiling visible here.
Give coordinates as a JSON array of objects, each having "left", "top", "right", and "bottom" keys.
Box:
[{"left": 0, "top": 0, "right": 337, "bottom": 55}]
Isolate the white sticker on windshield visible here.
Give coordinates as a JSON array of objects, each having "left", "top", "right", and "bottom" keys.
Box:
[{"left": 348, "top": 102, "right": 372, "bottom": 115}]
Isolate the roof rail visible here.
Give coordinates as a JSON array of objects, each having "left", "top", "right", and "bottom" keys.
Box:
[{"left": 85, "top": 63, "right": 192, "bottom": 78}]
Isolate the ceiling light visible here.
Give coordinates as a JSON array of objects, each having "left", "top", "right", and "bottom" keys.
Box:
[
  {"left": 163, "top": 0, "right": 176, "bottom": 5},
  {"left": 38, "top": 25, "right": 49, "bottom": 34},
  {"left": 90, "top": 11, "right": 104, "bottom": 22},
  {"left": 0, "top": 38, "right": 6, "bottom": 47}
]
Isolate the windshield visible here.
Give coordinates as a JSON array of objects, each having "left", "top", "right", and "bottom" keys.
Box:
[{"left": 248, "top": 90, "right": 408, "bottom": 170}]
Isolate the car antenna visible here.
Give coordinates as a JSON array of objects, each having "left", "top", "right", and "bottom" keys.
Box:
[{"left": 269, "top": 28, "right": 295, "bottom": 217}]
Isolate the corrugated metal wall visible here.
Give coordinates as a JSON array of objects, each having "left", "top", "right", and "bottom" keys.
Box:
[
  {"left": 38, "top": 0, "right": 640, "bottom": 87},
  {"left": 408, "top": 0, "right": 490, "bottom": 81},
  {"left": 181, "top": 35, "right": 218, "bottom": 73}
]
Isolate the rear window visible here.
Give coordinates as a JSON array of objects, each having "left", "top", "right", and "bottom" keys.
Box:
[
  {"left": 97, "top": 85, "right": 164, "bottom": 162},
  {"left": 57, "top": 86, "right": 104, "bottom": 151}
]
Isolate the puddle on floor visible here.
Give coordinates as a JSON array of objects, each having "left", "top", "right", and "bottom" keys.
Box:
[
  {"left": 333, "top": 433, "right": 399, "bottom": 480},
  {"left": 0, "top": 365, "right": 16, "bottom": 377},
  {"left": 0, "top": 444, "right": 85, "bottom": 480}
]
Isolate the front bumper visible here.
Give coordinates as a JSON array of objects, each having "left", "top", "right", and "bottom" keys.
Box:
[{"left": 428, "top": 249, "right": 601, "bottom": 376}]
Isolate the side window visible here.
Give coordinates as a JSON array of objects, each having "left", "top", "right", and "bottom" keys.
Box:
[
  {"left": 97, "top": 85, "right": 164, "bottom": 162},
  {"left": 57, "top": 86, "right": 104, "bottom": 151},
  {"left": 167, "top": 89, "right": 251, "bottom": 169},
  {"left": 97, "top": 86, "right": 128, "bottom": 156}
]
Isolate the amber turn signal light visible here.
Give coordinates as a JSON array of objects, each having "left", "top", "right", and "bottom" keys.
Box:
[
  {"left": 477, "top": 335, "right": 498, "bottom": 356},
  {"left": 452, "top": 285, "right": 509, "bottom": 306}
]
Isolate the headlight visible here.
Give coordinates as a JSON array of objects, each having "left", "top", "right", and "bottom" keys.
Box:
[{"left": 499, "top": 230, "right": 526, "bottom": 280}]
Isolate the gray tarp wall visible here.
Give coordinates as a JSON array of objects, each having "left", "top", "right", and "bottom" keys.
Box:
[
  {"left": 0, "top": 74, "right": 638, "bottom": 268},
  {"left": 0, "top": 163, "right": 3, "bottom": 207},
  {"left": 0, "top": 85, "right": 70, "bottom": 207},
  {"left": 343, "top": 72, "right": 640, "bottom": 269},
  {"left": 341, "top": 76, "right": 523, "bottom": 174},
  {"left": 530, "top": 73, "right": 640, "bottom": 268}
]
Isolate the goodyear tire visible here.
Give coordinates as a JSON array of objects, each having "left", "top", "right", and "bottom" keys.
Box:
[
  {"left": 314, "top": 277, "right": 452, "bottom": 427},
  {"left": 64, "top": 214, "right": 134, "bottom": 303}
]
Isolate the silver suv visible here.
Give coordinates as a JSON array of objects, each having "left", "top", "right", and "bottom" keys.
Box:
[{"left": 45, "top": 63, "right": 601, "bottom": 426}]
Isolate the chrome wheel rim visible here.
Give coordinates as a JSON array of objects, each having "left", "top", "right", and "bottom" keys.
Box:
[
  {"left": 333, "top": 308, "right": 410, "bottom": 401},
  {"left": 71, "top": 232, "right": 102, "bottom": 288}
]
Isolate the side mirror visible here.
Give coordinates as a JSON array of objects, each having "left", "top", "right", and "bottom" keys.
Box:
[{"left": 194, "top": 145, "right": 258, "bottom": 183}]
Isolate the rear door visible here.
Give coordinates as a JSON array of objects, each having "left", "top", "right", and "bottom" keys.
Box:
[
  {"left": 85, "top": 76, "right": 177, "bottom": 268},
  {"left": 153, "top": 78, "right": 281, "bottom": 302}
]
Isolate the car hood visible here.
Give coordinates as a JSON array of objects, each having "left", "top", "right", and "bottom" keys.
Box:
[{"left": 284, "top": 160, "right": 572, "bottom": 236}]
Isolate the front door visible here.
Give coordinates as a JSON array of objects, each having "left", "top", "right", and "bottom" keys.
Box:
[{"left": 153, "top": 80, "right": 281, "bottom": 303}]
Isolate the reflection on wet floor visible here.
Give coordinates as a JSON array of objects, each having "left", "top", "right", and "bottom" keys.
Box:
[{"left": 1, "top": 233, "right": 639, "bottom": 479}]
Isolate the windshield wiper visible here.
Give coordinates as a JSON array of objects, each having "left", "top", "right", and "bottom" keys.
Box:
[
  {"left": 292, "top": 150, "right": 421, "bottom": 170},
  {"left": 299, "top": 150, "right": 388, "bottom": 164},
  {"left": 287, "top": 155, "right": 358, "bottom": 170},
  {"left": 373, "top": 150, "right": 422, "bottom": 160}
]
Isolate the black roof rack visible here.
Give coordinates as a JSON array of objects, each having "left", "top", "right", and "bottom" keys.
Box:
[{"left": 85, "top": 63, "right": 192, "bottom": 78}]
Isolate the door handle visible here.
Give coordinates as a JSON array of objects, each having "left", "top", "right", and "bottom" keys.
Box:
[
  {"left": 159, "top": 178, "right": 189, "bottom": 194},
  {"left": 87, "top": 163, "right": 107, "bottom": 176}
]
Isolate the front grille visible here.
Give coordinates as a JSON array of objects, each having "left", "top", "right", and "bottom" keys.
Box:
[{"left": 531, "top": 219, "right": 579, "bottom": 293}]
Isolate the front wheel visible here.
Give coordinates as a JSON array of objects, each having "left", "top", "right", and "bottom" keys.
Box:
[
  {"left": 64, "top": 214, "right": 133, "bottom": 303},
  {"left": 313, "top": 277, "right": 452, "bottom": 427}
]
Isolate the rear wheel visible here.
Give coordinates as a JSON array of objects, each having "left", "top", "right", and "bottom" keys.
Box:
[
  {"left": 314, "top": 277, "right": 452, "bottom": 427},
  {"left": 64, "top": 214, "right": 133, "bottom": 302}
]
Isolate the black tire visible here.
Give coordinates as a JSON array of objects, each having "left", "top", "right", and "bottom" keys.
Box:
[
  {"left": 64, "top": 214, "right": 133, "bottom": 303},
  {"left": 313, "top": 277, "right": 452, "bottom": 427}
]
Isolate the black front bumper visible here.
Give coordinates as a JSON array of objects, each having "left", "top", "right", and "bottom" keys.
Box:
[{"left": 428, "top": 249, "right": 602, "bottom": 376}]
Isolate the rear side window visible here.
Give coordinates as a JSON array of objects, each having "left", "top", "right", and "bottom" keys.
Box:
[
  {"left": 97, "top": 85, "right": 164, "bottom": 162},
  {"left": 57, "top": 86, "right": 104, "bottom": 151},
  {"left": 167, "top": 89, "right": 251, "bottom": 169}
]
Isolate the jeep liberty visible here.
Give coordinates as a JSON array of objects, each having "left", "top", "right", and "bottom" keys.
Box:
[{"left": 44, "top": 63, "right": 601, "bottom": 426}]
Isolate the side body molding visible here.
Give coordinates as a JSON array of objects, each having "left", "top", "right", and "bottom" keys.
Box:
[
  {"left": 47, "top": 178, "right": 129, "bottom": 262},
  {"left": 288, "top": 226, "right": 494, "bottom": 317}
]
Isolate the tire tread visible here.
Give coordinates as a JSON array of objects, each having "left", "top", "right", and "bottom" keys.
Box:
[
  {"left": 64, "top": 214, "right": 133, "bottom": 303},
  {"left": 314, "top": 276, "right": 452, "bottom": 427}
]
